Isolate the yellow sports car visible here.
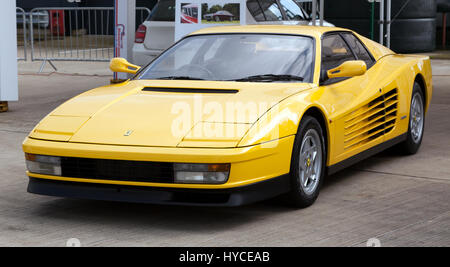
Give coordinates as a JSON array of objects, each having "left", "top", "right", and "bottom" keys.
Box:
[{"left": 23, "top": 25, "right": 432, "bottom": 207}]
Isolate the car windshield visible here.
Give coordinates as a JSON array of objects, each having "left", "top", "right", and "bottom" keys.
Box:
[{"left": 137, "top": 34, "right": 315, "bottom": 82}]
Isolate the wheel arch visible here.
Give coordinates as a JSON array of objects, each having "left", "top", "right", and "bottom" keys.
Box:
[
  {"left": 414, "top": 73, "right": 428, "bottom": 111},
  {"left": 299, "top": 106, "right": 331, "bottom": 165}
]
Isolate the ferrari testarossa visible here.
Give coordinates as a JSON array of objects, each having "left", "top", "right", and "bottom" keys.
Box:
[{"left": 23, "top": 25, "right": 432, "bottom": 207}]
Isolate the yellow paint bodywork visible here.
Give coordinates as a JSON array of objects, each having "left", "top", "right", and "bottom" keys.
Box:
[{"left": 23, "top": 25, "right": 433, "bottom": 189}]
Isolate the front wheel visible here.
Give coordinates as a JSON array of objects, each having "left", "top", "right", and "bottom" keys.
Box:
[
  {"left": 399, "top": 82, "right": 425, "bottom": 154},
  {"left": 286, "top": 116, "right": 326, "bottom": 208}
]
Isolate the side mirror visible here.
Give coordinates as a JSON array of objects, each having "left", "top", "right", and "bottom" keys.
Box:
[
  {"left": 327, "top": 60, "right": 367, "bottom": 79},
  {"left": 109, "top": 57, "right": 141, "bottom": 74}
]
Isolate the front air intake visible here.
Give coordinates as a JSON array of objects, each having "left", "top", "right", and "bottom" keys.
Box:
[
  {"left": 60, "top": 157, "right": 174, "bottom": 183},
  {"left": 343, "top": 89, "right": 398, "bottom": 150}
]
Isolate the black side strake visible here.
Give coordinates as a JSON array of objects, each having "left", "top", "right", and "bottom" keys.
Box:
[{"left": 142, "top": 87, "right": 239, "bottom": 94}]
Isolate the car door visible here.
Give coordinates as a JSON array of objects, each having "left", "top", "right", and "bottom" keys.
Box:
[
  {"left": 318, "top": 32, "right": 387, "bottom": 165},
  {"left": 341, "top": 32, "right": 402, "bottom": 148}
]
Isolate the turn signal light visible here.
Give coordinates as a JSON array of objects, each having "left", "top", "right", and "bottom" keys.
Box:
[{"left": 173, "top": 163, "right": 230, "bottom": 184}]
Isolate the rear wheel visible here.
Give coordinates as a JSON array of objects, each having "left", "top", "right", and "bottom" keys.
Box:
[
  {"left": 286, "top": 116, "right": 326, "bottom": 208},
  {"left": 399, "top": 82, "right": 425, "bottom": 154}
]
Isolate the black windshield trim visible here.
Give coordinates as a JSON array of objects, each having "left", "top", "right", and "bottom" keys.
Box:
[{"left": 230, "top": 74, "right": 304, "bottom": 82}]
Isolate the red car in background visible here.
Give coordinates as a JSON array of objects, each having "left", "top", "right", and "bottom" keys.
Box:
[{"left": 204, "top": 10, "right": 234, "bottom": 22}]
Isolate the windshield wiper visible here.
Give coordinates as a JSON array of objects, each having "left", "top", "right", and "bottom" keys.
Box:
[
  {"left": 156, "top": 76, "right": 205, "bottom": 80},
  {"left": 231, "top": 74, "right": 304, "bottom": 82}
]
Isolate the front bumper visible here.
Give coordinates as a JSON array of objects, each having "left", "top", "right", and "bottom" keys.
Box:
[
  {"left": 23, "top": 136, "right": 295, "bottom": 189},
  {"left": 23, "top": 135, "right": 295, "bottom": 205},
  {"left": 28, "top": 174, "right": 291, "bottom": 207}
]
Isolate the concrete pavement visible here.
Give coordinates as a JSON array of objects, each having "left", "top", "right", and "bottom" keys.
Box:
[{"left": 0, "top": 60, "right": 449, "bottom": 247}]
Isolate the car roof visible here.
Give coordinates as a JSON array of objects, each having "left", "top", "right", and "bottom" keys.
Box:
[{"left": 189, "top": 25, "right": 350, "bottom": 38}]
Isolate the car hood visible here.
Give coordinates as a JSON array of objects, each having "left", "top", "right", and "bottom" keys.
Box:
[{"left": 30, "top": 80, "right": 312, "bottom": 148}]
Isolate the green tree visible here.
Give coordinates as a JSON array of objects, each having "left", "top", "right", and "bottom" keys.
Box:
[
  {"left": 223, "top": 3, "right": 240, "bottom": 19},
  {"left": 201, "top": 3, "right": 208, "bottom": 16},
  {"left": 208, "top": 4, "right": 223, "bottom": 14}
]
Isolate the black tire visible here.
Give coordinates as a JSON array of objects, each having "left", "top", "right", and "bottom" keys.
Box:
[
  {"left": 398, "top": 82, "right": 425, "bottom": 155},
  {"left": 391, "top": 0, "right": 436, "bottom": 19},
  {"left": 325, "top": 0, "right": 436, "bottom": 19},
  {"left": 437, "top": 0, "right": 450, "bottom": 13},
  {"left": 285, "top": 116, "right": 326, "bottom": 208},
  {"left": 328, "top": 17, "right": 436, "bottom": 53},
  {"left": 390, "top": 18, "right": 436, "bottom": 53}
]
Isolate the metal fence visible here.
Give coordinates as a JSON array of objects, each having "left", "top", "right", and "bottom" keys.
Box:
[
  {"left": 16, "top": 7, "right": 27, "bottom": 61},
  {"left": 26, "top": 7, "right": 151, "bottom": 72}
]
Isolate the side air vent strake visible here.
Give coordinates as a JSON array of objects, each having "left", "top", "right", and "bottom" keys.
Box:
[
  {"left": 142, "top": 88, "right": 239, "bottom": 94},
  {"left": 343, "top": 89, "right": 398, "bottom": 150}
]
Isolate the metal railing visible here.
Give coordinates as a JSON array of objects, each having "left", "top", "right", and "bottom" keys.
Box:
[
  {"left": 16, "top": 7, "right": 27, "bottom": 61},
  {"left": 28, "top": 7, "right": 151, "bottom": 72}
]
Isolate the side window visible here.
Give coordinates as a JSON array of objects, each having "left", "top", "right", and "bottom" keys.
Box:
[
  {"left": 279, "top": 0, "right": 307, "bottom": 20},
  {"left": 260, "top": 0, "right": 283, "bottom": 20},
  {"left": 247, "top": 0, "right": 265, "bottom": 21},
  {"left": 341, "top": 33, "right": 375, "bottom": 68},
  {"left": 247, "top": 0, "right": 283, "bottom": 21},
  {"left": 321, "top": 34, "right": 356, "bottom": 72},
  {"left": 148, "top": 0, "right": 175, "bottom": 22}
]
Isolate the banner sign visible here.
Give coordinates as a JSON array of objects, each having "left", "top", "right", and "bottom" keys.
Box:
[{"left": 175, "top": 0, "right": 247, "bottom": 41}]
